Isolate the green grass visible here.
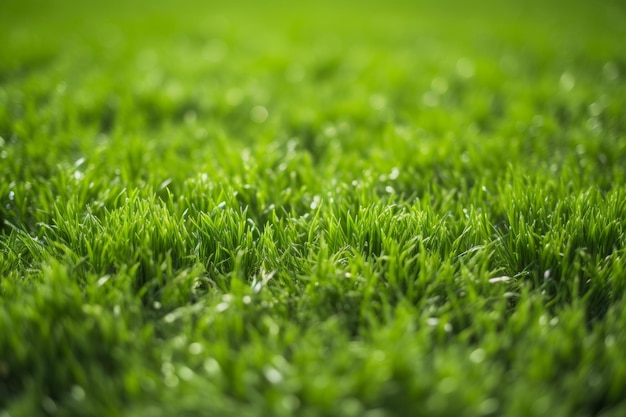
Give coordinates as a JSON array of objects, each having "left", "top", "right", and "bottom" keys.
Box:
[{"left": 1, "top": 0, "right": 626, "bottom": 415}]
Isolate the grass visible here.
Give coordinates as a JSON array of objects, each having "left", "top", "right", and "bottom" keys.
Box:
[{"left": 1, "top": 0, "right": 626, "bottom": 415}]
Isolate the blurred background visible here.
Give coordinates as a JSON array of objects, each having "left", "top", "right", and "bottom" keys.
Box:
[{"left": 1, "top": 0, "right": 624, "bottom": 189}]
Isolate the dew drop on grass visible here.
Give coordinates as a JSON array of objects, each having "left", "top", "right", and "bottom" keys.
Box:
[
  {"left": 431, "top": 77, "right": 448, "bottom": 94},
  {"left": 252, "top": 279, "right": 263, "bottom": 293},
  {"left": 178, "top": 366, "right": 194, "bottom": 381},
  {"left": 588, "top": 101, "right": 604, "bottom": 117},
  {"left": 215, "top": 302, "right": 229, "bottom": 313},
  {"left": 575, "top": 144, "right": 586, "bottom": 155},
  {"left": 55, "top": 82, "right": 67, "bottom": 95},
  {"left": 479, "top": 398, "right": 499, "bottom": 415},
  {"left": 225, "top": 88, "right": 243, "bottom": 106},
  {"left": 263, "top": 366, "right": 283, "bottom": 384},
  {"left": 469, "top": 348, "right": 486, "bottom": 363},
  {"left": 372, "top": 350, "right": 386, "bottom": 362},
  {"left": 281, "top": 395, "right": 301, "bottom": 412},
  {"left": 203, "top": 358, "right": 221, "bottom": 375},
  {"left": 586, "top": 117, "right": 601, "bottom": 132},
  {"left": 183, "top": 110, "right": 197, "bottom": 124},
  {"left": 164, "top": 374, "right": 179, "bottom": 388},
  {"left": 71, "top": 385, "right": 86, "bottom": 401},
  {"left": 456, "top": 58, "right": 475, "bottom": 78},
  {"left": 369, "top": 94, "right": 386, "bottom": 110},
  {"left": 559, "top": 72, "right": 575, "bottom": 91},
  {"left": 427, "top": 317, "right": 440, "bottom": 326},
  {"left": 162, "top": 361, "right": 175, "bottom": 375},
  {"left": 488, "top": 276, "right": 511, "bottom": 284},
  {"left": 543, "top": 270, "right": 552, "bottom": 281},
  {"left": 195, "top": 127, "right": 208, "bottom": 139},
  {"left": 323, "top": 124, "right": 338, "bottom": 137},
  {"left": 188, "top": 342, "right": 203, "bottom": 355},
  {"left": 250, "top": 105, "right": 269, "bottom": 123},
  {"left": 310, "top": 195, "right": 321, "bottom": 210},
  {"left": 339, "top": 397, "right": 363, "bottom": 416},
  {"left": 173, "top": 335, "right": 187, "bottom": 349},
  {"left": 603, "top": 62, "right": 619, "bottom": 80},
  {"left": 438, "top": 377, "right": 457, "bottom": 394},
  {"left": 394, "top": 125, "right": 411, "bottom": 139},
  {"left": 82, "top": 304, "right": 103, "bottom": 316},
  {"left": 96, "top": 275, "right": 110, "bottom": 287},
  {"left": 265, "top": 318, "right": 280, "bottom": 336},
  {"left": 164, "top": 81, "right": 183, "bottom": 101}
]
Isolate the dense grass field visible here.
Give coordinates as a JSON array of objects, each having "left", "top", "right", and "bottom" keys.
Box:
[{"left": 1, "top": 0, "right": 626, "bottom": 415}]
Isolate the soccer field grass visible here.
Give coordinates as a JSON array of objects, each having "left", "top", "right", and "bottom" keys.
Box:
[{"left": 1, "top": 0, "right": 626, "bottom": 415}]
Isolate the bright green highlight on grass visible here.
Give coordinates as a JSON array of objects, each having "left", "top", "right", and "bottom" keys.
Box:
[{"left": 1, "top": 0, "right": 626, "bottom": 416}]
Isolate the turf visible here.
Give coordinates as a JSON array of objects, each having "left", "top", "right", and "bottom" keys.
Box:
[{"left": 1, "top": 0, "right": 626, "bottom": 415}]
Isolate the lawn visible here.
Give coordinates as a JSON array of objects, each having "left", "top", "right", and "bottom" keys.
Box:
[{"left": 1, "top": 0, "right": 626, "bottom": 415}]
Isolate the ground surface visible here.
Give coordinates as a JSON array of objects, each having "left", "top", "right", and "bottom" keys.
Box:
[{"left": 1, "top": 0, "right": 626, "bottom": 416}]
